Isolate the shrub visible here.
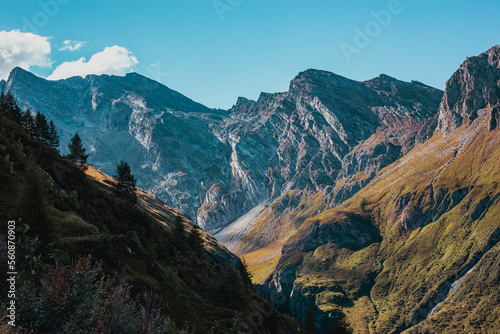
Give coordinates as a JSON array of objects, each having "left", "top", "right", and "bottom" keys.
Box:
[{"left": 17, "top": 255, "right": 185, "bottom": 333}]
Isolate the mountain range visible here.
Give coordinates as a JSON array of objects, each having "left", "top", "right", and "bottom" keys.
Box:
[{"left": 3, "top": 45, "right": 500, "bottom": 333}]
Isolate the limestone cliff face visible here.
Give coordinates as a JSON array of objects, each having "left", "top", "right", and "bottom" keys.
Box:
[
  {"left": 437, "top": 45, "right": 500, "bottom": 133},
  {"left": 207, "top": 70, "right": 441, "bottom": 237},
  {"left": 214, "top": 71, "right": 442, "bottom": 254}
]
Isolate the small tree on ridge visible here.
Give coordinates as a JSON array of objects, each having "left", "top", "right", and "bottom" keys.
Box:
[
  {"left": 113, "top": 160, "right": 137, "bottom": 203},
  {"left": 66, "top": 133, "right": 89, "bottom": 168}
]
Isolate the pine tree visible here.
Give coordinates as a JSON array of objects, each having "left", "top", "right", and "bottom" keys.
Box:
[
  {"left": 0, "top": 91, "right": 6, "bottom": 113},
  {"left": 238, "top": 257, "right": 253, "bottom": 288},
  {"left": 172, "top": 215, "right": 187, "bottom": 247},
  {"left": 4, "top": 91, "right": 22, "bottom": 123},
  {"left": 17, "top": 166, "right": 52, "bottom": 245},
  {"left": 174, "top": 215, "right": 185, "bottom": 236},
  {"left": 66, "top": 133, "right": 89, "bottom": 167},
  {"left": 32, "top": 112, "right": 40, "bottom": 138},
  {"left": 20, "top": 109, "right": 35, "bottom": 135},
  {"left": 113, "top": 160, "right": 137, "bottom": 202},
  {"left": 188, "top": 225, "right": 204, "bottom": 254},
  {"left": 34, "top": 112, "right": 50, "bottom": 144},
  {"left": 48, "top": 120, "right": 59, "bottom": 149}
]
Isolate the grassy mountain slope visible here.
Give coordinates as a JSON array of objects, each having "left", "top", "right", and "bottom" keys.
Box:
[
  {"left": 85, "top": 166, "right": 238, "bottom": 266},
  {"left": 266, "top": 104, "right": 500, "bottom": 333}
]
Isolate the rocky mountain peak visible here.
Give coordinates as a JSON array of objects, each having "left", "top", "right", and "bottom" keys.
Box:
[
  {"left": 229, "top": 92, "right": 287, "bottom": 119},
  {"left": 228, "top": 96, "right": 257, "bottom": 115},
  {"left": 365, "top": 73, "right": 443, "bottom": 119},
  {"left": 289, "top": 69, "right": 360, "bottom": 95},
  {"left": 5, "top": 67, "right": 42, "bottom": 89},
  {"left": 365, "top": 73, "right": 405, "bottom": 90},
  {"left": 370, "top": 73, "right": 397, "bottom": 81},
  {"left": 8, "top": 66, "right": 33, "bottom": 78},
  {"left": 233, "top": 96, "right": 256, "bottom": 108},
  {"left": 437, "top": 45, "right": 500, "bottom": 133},
  {"left": 485, "top": 44, "right": 500, "bottom": 64}
]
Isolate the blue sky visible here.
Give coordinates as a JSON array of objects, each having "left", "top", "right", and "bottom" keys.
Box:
[{"left": 0, "top": 0, "right": 499, "bottom": 109}]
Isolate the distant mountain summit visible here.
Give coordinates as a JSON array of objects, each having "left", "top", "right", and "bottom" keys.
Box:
[
  {"left": 214, "top": 68, "right": 442, "bottom": 256},
  {"left": 438, "top": 45, "right": 500, "bottom": 133},
  {"left": 4, "top": 67, "right": 229, "bottom": 221}
]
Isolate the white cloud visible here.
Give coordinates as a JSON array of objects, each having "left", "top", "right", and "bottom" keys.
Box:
[
  {"left": 48, "top": 46, "right": 139, "bottom": 80},
  {"left": 59, "top": 40, "right": 87, "bottom": 52},
  {"left": 0, "top": 29, "right": 51, "bottom": 80}
]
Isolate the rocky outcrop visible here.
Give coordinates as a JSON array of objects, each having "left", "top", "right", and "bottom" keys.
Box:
[
  {"left": 197, "top": 182, "right": 243, "bottom": 231},
  {"left": 437, "top": 45, "right": 500, "bottom": 133},
  {"left": 488, "top": 102, "right": 500, "bottom": 131},
  {"left": 281, "top": 214, "right": 380, "bottom": 261},
  {"left": 386, "top": 187, "right": 470, "bottom": 230}
]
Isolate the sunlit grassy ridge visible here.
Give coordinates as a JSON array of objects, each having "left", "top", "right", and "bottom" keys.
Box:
[
  {"left": 243, "top": 240, "right": 286, "bottom": 284},
  {"left": 85, "top": 166, "right": 237, "bottom": 263}
]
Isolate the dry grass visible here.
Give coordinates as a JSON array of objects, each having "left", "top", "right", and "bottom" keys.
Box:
[
  {"left": 243, "top": 239, "right": 288, "bottom": 284},
  {"left": 274, "top": 114, "right": 500, "bottom": 333}
]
